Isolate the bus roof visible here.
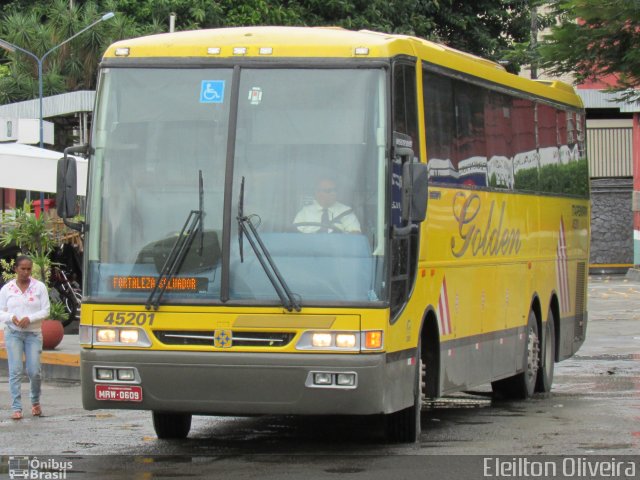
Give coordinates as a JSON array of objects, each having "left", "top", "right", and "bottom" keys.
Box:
[{"left": 104, "top": 26, "right": 583, "bottom": 109}]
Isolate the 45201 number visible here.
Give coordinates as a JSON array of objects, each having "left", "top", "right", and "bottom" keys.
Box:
[{"left": 103, "top": 312, "right": 155, "bottom": 326}]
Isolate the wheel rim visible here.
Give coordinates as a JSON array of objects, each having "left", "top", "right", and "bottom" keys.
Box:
[{"left": 526, "top": 325, "right": 540, "bottom": 384}]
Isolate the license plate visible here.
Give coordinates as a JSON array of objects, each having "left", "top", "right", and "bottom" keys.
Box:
[{"left": 95, "top": 384, "right": 143, "bottom": 402}]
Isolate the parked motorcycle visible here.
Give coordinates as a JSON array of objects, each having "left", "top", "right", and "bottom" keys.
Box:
[{"left": 49, "top": 265, "right": 82, "bottom": 327}]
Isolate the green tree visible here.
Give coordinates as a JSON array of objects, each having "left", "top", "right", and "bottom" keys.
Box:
[
  {"left": 538, "top": 0, "right": 640, "bottom": 99},
  {"left": 0, "top": 0, "right": 142, "bottom": 104},
  {"left": 420, "top": 1, "right": 533, "bottom": 64},
  {"left": 0, "top": 0, "right": 535, "bottom": 105}
]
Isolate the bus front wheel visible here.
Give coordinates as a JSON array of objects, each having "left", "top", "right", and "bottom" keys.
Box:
[
  {"left": 384, "top": 339, "right": 423, "bottom": 443},
  {"left": 492, "top": 310, "right": 540, "bottom": 400},
  {"left": 152, "top": 411, "right": 192, "bottom": 439}
]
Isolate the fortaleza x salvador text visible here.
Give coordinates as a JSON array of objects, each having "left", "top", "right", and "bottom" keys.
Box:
[{"left": 483, "top": 457, "right": 637, "bottom": 478}]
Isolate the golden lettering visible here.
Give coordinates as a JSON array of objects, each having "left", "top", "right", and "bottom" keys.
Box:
[{"left": 451, "top": 193, "right": 521, "bottom": 258}]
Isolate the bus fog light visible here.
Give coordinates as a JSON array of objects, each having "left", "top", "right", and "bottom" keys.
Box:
[
  {"left": 96, "top": 368, "right": 114, "bottom": 380},
  {"left": 119, "top": 329, "right": 139, "bottom": 343},
  {"left": 313, "top": 372, "right": 333, "bottom": 385},
  {"left": 96, "top": 328, "right": 116, "bottom": 343},
  {"left": 336, "top": 373, "right": 356, "bottom": 386},
  {"left": 117, "top": 368, "right": 135, "bottom": 381},
  {"left": 312, "top": 333, "right": 332, "bottom": 347},
  {"left": 336, "top": 333, "right": 356, "bottom": 348}
]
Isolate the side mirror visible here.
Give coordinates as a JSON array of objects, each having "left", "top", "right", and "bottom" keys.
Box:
[
  {"left": 56, "top": 155, "right": 77, "bottom": 219},
  {"left": 402, "top": 161, "right": 428, "bottom": 224}
]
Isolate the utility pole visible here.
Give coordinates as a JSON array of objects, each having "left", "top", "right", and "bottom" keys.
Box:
[{"left": 530, "top": 3, "right": 538, "bottom": 80}]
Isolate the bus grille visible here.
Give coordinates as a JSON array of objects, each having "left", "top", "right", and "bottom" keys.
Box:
[{"left": 153, "top": 330, "right": 295, "bottom": 347}]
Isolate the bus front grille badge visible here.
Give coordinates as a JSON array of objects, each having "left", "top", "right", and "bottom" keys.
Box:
[{"left": 214, "top": 329, "right": 232, "bottom": 348}]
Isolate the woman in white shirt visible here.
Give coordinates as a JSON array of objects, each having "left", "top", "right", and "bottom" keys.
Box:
[{"left": 0, "top": 255, "right": 50, "bottom": 420}]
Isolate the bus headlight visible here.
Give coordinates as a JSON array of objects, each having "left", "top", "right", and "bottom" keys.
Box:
[
  {"left": 311, "top": 333, "right": 332, "bottom": 347},
  {"left": 335, "top": 333, "right": 357, "bottom": 348},
  {"left": 297, "top": 331, "right": 381, "bottom": 352},
  {"left": 93, "top": 327, "right": 152, "bottom": 347},
  {"left": 96, "top": 328, "right": 117, "bottom": 343},
  {"left": 119, "top": 329, "right": 139, "bottom": 344}
]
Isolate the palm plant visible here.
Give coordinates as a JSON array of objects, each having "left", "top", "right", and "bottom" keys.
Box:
[
  {"left": 0, "top": 203, "right": 55, "bottom": 281},
  {"left": 0, "top": 202, "right": 65, "bottom": 320},
  {"left": 0, "top": 0, "right": 141, "bottom": 104}
]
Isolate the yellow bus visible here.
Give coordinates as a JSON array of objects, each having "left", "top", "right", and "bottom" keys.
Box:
[{"left": 57, "top": 26, "right": 589, "bottom": 443}]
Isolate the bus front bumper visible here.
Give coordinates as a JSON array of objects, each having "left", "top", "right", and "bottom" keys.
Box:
[{"left": 81, "top": 349, "right": 413, "bottom": 415}]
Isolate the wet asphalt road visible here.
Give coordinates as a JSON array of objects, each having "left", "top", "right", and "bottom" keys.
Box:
[{"left": 0, "top": 275, "right": 638, "bottom": 478}]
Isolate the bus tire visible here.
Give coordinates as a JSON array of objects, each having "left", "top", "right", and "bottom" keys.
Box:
[
  {"left": 152, "top": 411, "right": 192, "bottom": 439},
  {"left": 384, "top": 339, "right": 422, "bottom": 443},
  {"left": 492, "top": 310, "right": 540, "bottom": 400},
  {"left": 535, "top": 308, "right": 555, "bottom": 393}
]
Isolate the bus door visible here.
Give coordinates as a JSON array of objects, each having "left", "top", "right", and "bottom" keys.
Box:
[{"left": 389, "top": 59, "right": 420, "bottom": 320}]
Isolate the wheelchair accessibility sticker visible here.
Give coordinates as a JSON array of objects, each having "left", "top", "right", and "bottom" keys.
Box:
[{"left": 200, "top": 80, "right": 225, "bottom": 103}]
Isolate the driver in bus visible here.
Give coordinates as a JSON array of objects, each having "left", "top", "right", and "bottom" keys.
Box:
[{"left": 293, "top": 177, "right": 361, "bottom": 233}]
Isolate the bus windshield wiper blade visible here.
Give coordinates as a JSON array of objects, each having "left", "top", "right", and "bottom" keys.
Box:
[
  {"left": 238, "top": 176, "right": 245, "bottom": 263},
  {"left": 145, "top": 171, "right": 204, "bottom": 310},
  {"left": 237, "top": 215, "right": 301, "bottom": 312},
  {"left": 145, "top": 210, "right": 202, "bottom": 310},
  {"left": 198, "top": 170, "right": 204, "bottom": 255},
  {"left": 236, "top": 178, "right": 300, "bottom": 312}
]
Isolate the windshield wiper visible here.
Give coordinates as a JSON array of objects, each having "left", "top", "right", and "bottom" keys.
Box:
[
  {"left": 236, "top": 177, "right": 301, "bottom": 312},
  {"left": 145, "top": 171, "right": 204, "bottom": 310},
  {"left": 238, "top": 176, "right": 245, "bottom": 263}
]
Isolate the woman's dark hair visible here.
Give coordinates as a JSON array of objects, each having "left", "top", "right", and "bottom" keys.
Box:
[{"left": 14, "top": 255, "right": 33, "bottom": 268}]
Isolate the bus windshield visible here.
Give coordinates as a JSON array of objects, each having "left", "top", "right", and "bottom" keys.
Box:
[{"left": 86, "top": 66, "right": 389, "bottom": 306}]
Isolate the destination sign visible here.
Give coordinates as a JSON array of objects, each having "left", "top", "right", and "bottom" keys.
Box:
[{"left": 109, "top": 275, "right": 209, "bottom": 293}]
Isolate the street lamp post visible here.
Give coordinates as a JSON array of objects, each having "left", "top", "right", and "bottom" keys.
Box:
[{"left": 0, "top": 11, "right": 114, "bottom": 208}]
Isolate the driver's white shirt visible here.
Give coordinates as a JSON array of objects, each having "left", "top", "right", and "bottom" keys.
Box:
[{"left": 294, "top": 200, "right": 361, "bottom": 233}]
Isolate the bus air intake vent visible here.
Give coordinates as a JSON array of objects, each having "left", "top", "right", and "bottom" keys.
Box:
[{"left": 153, "top": 330, "right": 295, "bottom": 347}]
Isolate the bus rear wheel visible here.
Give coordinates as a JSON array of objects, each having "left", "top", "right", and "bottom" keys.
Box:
[
  {"left": 384, "top": 339, "right": 423, "bottom": 443},
  {"left": 535, "top": 308, "right": 555, "bottom": 393},
  {"left": 492, "top": 310, "right": 540, "bottom": 400},
  {"left": 152, "top": 412, "right": 192, "bottom": 439}
]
